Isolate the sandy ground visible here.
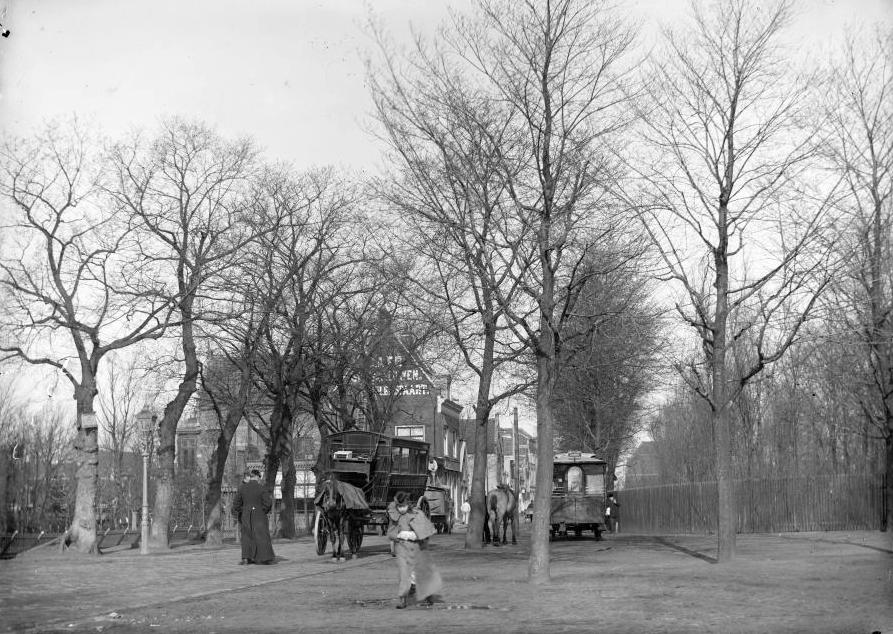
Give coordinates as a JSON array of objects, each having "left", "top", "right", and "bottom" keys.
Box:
[{"left": 2, "top": 525, "right": 891, "bottom": 633}]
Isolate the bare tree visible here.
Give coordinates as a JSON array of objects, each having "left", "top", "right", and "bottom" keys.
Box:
[
  {"left": 6, "top": 404, "right": 76, "bottom": 533},
  {"left": 451, "top": 0, "right": 638, "bottom": 582},
  {"left": 247, "top": 168, "right": 361, "bottom": 538},
  {"left": 108, "top": 119, "right": 259, "bottom": 549},
  {"left": 0, "top": 123, "right": 174, "bottom": 553},
  {"left": 303, "top": 280, "right": 446, "bottom": 440},
  {"left": 822, "top": 29, "right": 893, "bottom": 537},
  {"left": 553, "top": 253, "right": 662, "bottom": 478},
  {"left": 633, "top": 0, "right": 836, "bottom": 561},
  {"left": 367, "top": 23, "right": 536, "bottom": 549},
  {"left": 95, "top": 352, "right": 143, "bottom": 526}
]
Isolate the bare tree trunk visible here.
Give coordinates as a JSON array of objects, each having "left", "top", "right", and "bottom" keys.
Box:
[
  {"left": 149, "top": 420, "right": 175, "bottom": 549},
  {"left": 466, "top": 405, "right": 492, "bottom": 549},
  {"left": 67, "top": 382, "right": 99, "bottom": 554},
  {"left": 263, "top": 397, "right": 293, "bottom": 536},
  {"left": 203, "top": 360, "right": 251, "bottom": 547},
  {"left": 712, "top": 210, "right": 735, "bottom": 562},
  {"left": 0, "top": 443, "right": 8, "bottom": 536},
  {"left": 279, "top": 455, "right": 296, "bottom": 538},
  {"left": 464, "top": 316, "right": 498, "bottom": 550},
  {"left": 203, "top": 424, "right": 238, "bottom": 547},
  {"left": 528, "top": 351, "right": 555, "bottom": 584},
  {"left": 869, "top": 197, "right": 893, "bottom": 537},
  {"left": 151, "top": 302, "right": 200, "bottom": 549},
  {"left": 263, "top": 449, "right": 281, "bottom": 536}
]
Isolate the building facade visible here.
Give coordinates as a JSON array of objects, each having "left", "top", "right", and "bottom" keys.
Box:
[
  {"left": 460, "top": 413, "right": 537, "bottom": 512},
  {"left": 373, "top": 368, "right": 466, "bottom": 523}
]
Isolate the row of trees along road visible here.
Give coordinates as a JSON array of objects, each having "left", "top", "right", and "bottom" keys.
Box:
[
  {"left": 1, "top": 0, "right": 890, "bottom": 575},
  {"left": 647, "top": 23, "right": 892, "bottom": 543},
  {"left": 0, "top": 117, "right": 447, "bottom": 552},
  {"left": 368, "top": 0, "right": 892, "bottom": 572}
]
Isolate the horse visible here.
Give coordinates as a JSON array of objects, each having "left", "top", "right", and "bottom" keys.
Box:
[
  {"left": 486, "top": 484, "right": 518, "bottom": 546},
  {"left": 314, "top": 478, "right": 366, "bottom": 562}
]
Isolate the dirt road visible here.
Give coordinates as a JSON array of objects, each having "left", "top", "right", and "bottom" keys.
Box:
[{"left": 2, "top": 527, "right": 890, "bottom": 633}]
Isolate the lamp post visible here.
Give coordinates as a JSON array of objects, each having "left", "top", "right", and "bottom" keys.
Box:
[{"left": 135, "top": 407, "right": 156, "bottom": 555}]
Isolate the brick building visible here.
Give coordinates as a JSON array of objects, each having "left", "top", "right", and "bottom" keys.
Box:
[{"left": 460, "top": 411, "right": 537, "bottom": 511}]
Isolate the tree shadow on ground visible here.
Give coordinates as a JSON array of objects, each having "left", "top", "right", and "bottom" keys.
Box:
[{"left": 653, "top": 537, "right": 717, "bottom": 564}]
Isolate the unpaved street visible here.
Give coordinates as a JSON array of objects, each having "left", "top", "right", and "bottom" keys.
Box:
[{"left": 2, "top": 527, "right": 891, "bottom": 633}]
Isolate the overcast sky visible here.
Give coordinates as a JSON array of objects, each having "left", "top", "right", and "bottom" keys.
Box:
[
  {"left": 0, "top": 0, "right": 890, "bottom": 432},
  {"left": 1, "top": 0, "right": 890, "bottom": 176}
]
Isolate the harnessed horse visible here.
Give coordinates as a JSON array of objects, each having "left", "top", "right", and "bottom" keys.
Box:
[
  {"left": 486, "top": 484, "right": 518, "bottom": 546},
  {"left": 314, "top": 478, "right": 366, "bottom": 561}
]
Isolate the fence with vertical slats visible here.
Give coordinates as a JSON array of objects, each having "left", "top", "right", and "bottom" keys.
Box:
[{"left": 618, "top": 474, "right": 884, "bottom": 534}]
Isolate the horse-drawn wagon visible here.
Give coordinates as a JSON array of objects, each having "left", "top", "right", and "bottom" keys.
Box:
[
  {"left": 314, "top": 430, "right": 431, "bottom": 559},
  {"left": 549, "top": 451, "right": 607, "bottom": 540},
  {"left": 423, "top": 485, "right": 454, "bottom": 534}
]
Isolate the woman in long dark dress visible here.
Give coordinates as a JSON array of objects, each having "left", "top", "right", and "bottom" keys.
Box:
[{"left": 232, "top": 469, "right": 275, "bottom": 564}]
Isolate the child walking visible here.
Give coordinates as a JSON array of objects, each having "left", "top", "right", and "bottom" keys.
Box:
[{"left": 387, "top": 491, "right": 442, "bottom": 609}]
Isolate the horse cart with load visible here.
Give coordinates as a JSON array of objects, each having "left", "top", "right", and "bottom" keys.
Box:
[
  {"left": 549, "top": 451, "right": 607, "bottom": 541},
  {"left": 423, "top": 485, "right": 454, "bottom": 534},
  {"left": 313, "top": 430, "right": 431, "bottom": 560}
]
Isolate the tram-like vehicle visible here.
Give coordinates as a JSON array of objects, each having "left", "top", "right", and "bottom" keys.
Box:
[
  {"left": 314, "top": 430, "right": 431, "bottom": 555},
  {"left": 550, "top": 451, "right": 607, "bottom": 540}
]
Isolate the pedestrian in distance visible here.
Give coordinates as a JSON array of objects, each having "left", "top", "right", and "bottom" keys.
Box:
[
  {"left": 233, "top": 468, "right": 276, "bottom": 565},
  {"left": 460, "top": 499, "right": 471, "bottom": 525},
  {"left": 387, "top": 490, "right": 442, "bottom": 609},
  {"left": 605, "top": 492, "right": 620, "bottom": 533}
]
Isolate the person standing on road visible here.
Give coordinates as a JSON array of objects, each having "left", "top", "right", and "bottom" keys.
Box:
[
  {"left": 460, "top": 499, "right": 471, "bottom": 525},
  {"left": 605, "top": 492, "right": 620, "bottom": 533},
  {"left": 233, "top": 469, "right": 275, "bottom": 565},
  {"left": 388, "top": 491, "right": 442, "bottom": 609}
]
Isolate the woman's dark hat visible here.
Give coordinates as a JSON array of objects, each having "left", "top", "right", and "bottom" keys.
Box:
[{"left": 394, "top": 491, "right": 411, "bottom": 505}]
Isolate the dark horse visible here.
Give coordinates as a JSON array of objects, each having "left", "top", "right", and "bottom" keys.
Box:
[
  {"left": 314, "top": 478, "right": 367, "bottom": 562},
  {"left": 486, "top": 484, "right": 518, "bottom": 546}
]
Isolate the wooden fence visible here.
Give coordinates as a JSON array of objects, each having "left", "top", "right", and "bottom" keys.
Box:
[{"left": 618, "top": 474, "right": 885, "bottom": 534}]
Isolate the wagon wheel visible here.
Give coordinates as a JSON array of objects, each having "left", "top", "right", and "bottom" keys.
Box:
[{"left": 315, "top": 516, "right": 329, "bottom": 556}]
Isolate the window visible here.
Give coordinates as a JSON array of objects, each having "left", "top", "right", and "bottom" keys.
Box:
[
  {"left": 566, "top": 466, "right": 583, "bottom": 492},
  {"left": 395, "top": 425, "right": 425, "bottom": 441},
  {"left": 585, "top": 472, "right": 605, "bottom": 495},
  {"left": 390, "top": 444, "right": 428, "bottom": 473},
  {"left": 178, "top": 437, "right": 197, "bottom": 471}
]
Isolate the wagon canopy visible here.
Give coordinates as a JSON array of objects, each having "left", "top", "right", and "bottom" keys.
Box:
[{"left": 314, "top": 480, "right": 370, "bottom": 511}]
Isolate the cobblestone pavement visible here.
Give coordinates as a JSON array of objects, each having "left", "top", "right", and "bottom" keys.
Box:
[{"left": 1, "top": 529, "right": 891, "bottom": 633}]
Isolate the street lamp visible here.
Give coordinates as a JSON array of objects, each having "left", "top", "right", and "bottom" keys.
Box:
[{"left": 135, "top": 407, "right": 156, "bottom": 555}]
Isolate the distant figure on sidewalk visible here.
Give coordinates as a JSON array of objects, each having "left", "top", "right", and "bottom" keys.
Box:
[
  {"left": 388, "top": 491, "right": 442, "bottom": 609},
  {"left": 233, "top": 469, "right": 275, "bottom": 565},
  {"left": 460, "top": 500, "right": 471, "bottom": 524},
  {"left": 605, "top": 492, "right": 620, "bottom": 533}
]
